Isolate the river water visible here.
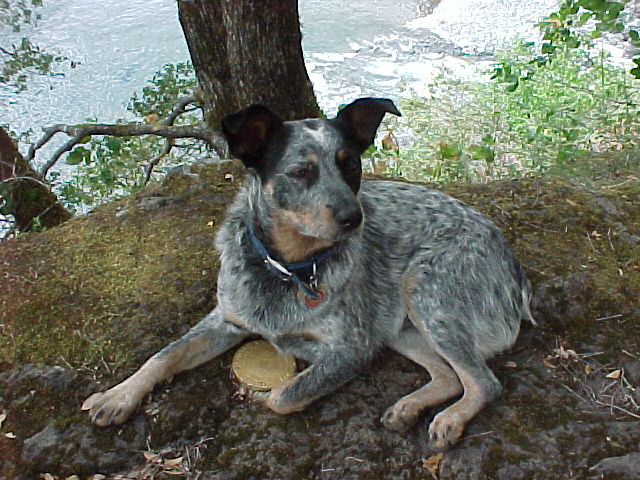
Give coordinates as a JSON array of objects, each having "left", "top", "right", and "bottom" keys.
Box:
[{"left": 0, "top": 0, "right": 558, "bottom": 168}]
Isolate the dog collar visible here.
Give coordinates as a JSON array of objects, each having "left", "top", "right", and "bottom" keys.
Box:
[{"left": 246, "top": 220, "right": 331, "bottom": 303}]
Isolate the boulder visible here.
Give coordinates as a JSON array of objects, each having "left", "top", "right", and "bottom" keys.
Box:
[{"left": 1, "top": 160, "right": 638, "bottom": 479}]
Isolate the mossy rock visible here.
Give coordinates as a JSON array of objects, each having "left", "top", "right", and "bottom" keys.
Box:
[{"left": 0, "top": 161, "right": 638, "bottom": 479}]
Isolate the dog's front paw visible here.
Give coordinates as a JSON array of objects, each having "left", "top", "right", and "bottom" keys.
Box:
[
  {"left": 381, "top": 400, "right": 421, "bottom": 432},
  {"left": 264, "top": 378, "right": 310, "bottom": 415},
  {"left": 428, "top": 410, "right": 465, "bottom": 450},
  {"left": 82, "top": 383, "right": 144, "bottom": 426}
]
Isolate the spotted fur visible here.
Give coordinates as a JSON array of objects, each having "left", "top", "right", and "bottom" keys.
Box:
[{"left": 83, "top": 98, "right": 532, "bottom": 450}]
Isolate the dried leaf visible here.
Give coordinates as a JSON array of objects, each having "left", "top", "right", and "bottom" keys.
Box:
[
  {"left": 542, "top": 358, "right": 557, "bottom": 369},
  {"left": 422, "top": 452, "right": 443, "bottom": 479},
  {"left": 164, "top": 456, "right": 184, "bottom": 467},
  {"left": 565, "top": 198, "right": 577, "bottom": 207},
  {"left": 584, "top": 364, "right": 593, "bottom": 375},
  {"left": 142, "top": 450, "right": 161, "bottom": 463},
  {"left": 504, "top": 361, "right": 518, "bottom": 368},
  {"left": 606, "top": 369, "right": 622, "bottom": 379},
  {"left": 0, "top": 412, "right": 6, "bottom": 428},
  {"left": 164, "top": 469, "right": 187, "bottom": 476},
  {"left": 65, "top": 476, "right": 80, "bottom": 480},
  {"left": 40, "top": 474, "right": 55, "bottom": 480}
]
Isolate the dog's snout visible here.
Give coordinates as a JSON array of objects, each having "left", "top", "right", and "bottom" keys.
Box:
[{"left": 330, "top": 204, "right": 363, "bottom": 232}]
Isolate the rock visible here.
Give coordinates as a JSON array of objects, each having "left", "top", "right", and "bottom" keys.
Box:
[
  {"left": 590, "top": 452, "right": 640, "bottom": 479},
  {"left": 21, "top": 424, "right": 61, "bottom": 467},
  {"left": 1, "top": 166, "right": 639, "bottom": 478}
]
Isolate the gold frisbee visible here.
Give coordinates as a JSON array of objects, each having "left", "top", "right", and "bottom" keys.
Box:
[{"left": 231, "top": 340, "right": 296, "bottom": 392}]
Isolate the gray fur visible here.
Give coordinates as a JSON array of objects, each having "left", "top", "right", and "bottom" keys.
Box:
[{"left": 83, "top": 98, "right": 532, "bottom": 450}]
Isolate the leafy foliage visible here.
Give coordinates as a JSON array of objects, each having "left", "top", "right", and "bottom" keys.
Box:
[
  {"left": 51, "top": 62, "right": 203, "bottom": 212},
  {"left": 0, "top": 37, "right": 67, "bottom": 92},
  {"left": 381, "top": 42, "right": 640, "bottom": 184},
  {"left": 0, "top": 0, "right": 68, "bottom": 92},
  {"left": 0, "top": 0, "right": 42, "bottom": 31},
  {"left": 494, "top": 0, "right": 640, "bottom": 89}
]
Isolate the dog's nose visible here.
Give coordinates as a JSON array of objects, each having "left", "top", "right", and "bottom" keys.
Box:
[{"left": 334, "top": 206, "right": 363, "bottom": 232}]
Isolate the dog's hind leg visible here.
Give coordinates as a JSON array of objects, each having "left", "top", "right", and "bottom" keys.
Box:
[
  {"left": 381, "top": 326, "right": 463, "bottom": 432},
  {"left": 401, "top": 254, "right": 516, "bottom": 450},
  {"left": 82, "top": 306, "right": 249, "bottom": 426},
  {"left": 425, "top": 347, "right": 501, "bottom": 450}
]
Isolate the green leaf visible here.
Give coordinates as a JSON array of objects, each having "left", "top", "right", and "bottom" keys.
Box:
[
  {"left": 578, "top": 12, "right": 593, "bottom": 25},
  {"left": 66, "top": 147, "right": 86, "bottom": 165},
  {"left": 578, "top": 0, "right": 606, "bottom": 12},
  {"left": 481, "top": 134, "right": 496, "bottom": 146},
  {"left": 541, "top": 43, "right": 556, "bottom": 55},
  {"left": 439, "top": 143, "right": 461, "bottom": 159},
  {"left": 505, "top": 78, "right": 520, "bottom": 92},
  {"left": 106, "top": 137, "right": 122, "bottom": 153}
]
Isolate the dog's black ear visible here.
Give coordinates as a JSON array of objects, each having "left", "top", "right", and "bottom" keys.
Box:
[
  {"left": 220, "top": 105, "right": 284, "bottom": 169},
  {"left": 334, "top": 98, "right": 401, "bottom": 153}
]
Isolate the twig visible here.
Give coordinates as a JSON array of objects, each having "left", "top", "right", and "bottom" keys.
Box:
[
  {"left": 606, "top": 228, "right": 615, "bottom": 255},
  {"left": 593, "top": 314, "right": 623, "bottom": 322},
  {"left": 460, "top": 430, "right": 496, "bottom": 442},
  {"left": 145, "top": 140, "right": 173, "bottom": 185},
  {"left": 593, "top": 399, "right": 640, "bottom": 419},
  {"left": 143, "top": 94, "right": 199, "bottom": 184},
  {"left": 560, "top": 383, "right": 591, "bottom": 404}
]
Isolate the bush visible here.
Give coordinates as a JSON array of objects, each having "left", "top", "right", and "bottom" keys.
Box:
[
  {"left": 383, "top": 42, "right": 640, "bottom": 184},
  {"left": 51, "top": 62, "right": 203, "bottom": 212}
]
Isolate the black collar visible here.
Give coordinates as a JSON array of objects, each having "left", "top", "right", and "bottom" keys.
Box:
[{"left": 246, "top": 220, "right": 331, "bottom": 300}]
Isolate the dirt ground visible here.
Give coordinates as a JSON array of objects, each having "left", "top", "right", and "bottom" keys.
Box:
[{"left": 1, "top": 160, "right": 639, "bottom": 479}]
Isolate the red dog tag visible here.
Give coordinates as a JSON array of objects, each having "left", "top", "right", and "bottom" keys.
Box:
[{"left": 304, "top": 289, "right": 325, "bottom": 308}]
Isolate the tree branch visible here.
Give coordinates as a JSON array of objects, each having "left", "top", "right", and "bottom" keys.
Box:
[
  {"left": 35, "top": 122, "right": 223, "bottom": 179},
  {"left": 144, "top": 94, "right": 197, "bottom": 184}
]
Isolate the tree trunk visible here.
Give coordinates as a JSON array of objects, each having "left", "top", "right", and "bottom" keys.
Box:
[
  {"left": 177, "top": 0, "right": 320, "bottom": 128},
  {"left": 0, "top": 127, "right": 71, "bottom": 232}
]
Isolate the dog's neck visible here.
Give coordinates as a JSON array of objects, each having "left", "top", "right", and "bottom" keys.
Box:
[{"left": 267, "top": 212, "right": 334, "bottom": 264}]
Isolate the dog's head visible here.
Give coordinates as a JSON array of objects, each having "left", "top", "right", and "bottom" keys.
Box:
[{"left": 221, "top": 98, "right": 400, "bottom": 249}]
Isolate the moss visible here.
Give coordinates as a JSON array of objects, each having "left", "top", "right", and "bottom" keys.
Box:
[{"left": 1, "top": 162, "right": 639, "bottom": 477}]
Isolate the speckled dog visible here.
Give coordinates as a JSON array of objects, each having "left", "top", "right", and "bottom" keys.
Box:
[{"left": 83, "top": 98, "right": 533, "bottom": 450}]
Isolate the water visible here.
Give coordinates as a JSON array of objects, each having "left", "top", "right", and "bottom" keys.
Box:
[{"left": 0, "top": 0, "right": 558, "bottom": 167}]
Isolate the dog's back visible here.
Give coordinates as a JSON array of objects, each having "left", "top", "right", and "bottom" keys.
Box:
[{"left": 359, "top": 180, "right": 530, "bottom": 354}]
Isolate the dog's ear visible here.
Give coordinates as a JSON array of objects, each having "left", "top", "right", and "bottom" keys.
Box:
[
  {"left": 334, "top": 98, "right": 401, "bottom": 153},
  {"left": 220, "top": 105, "right": 284, "bottom": 169}
]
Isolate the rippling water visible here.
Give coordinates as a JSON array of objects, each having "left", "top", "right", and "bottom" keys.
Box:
[{"left": 0, "top": 0, "right": 557, "bottom": 166}]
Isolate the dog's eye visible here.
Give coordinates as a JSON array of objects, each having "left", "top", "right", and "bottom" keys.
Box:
[{"left": 286, "top": 165, "right": 311, "bottom": 179}]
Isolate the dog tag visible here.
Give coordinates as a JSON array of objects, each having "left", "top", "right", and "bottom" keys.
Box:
[
  {"left": 296, "top": 284, "right": 326, "bottom": 308},
  {"left": 231, "top": 340, "right": 296, "bottom": 392},
  {"left": 304, "top": 289, "right": 325, "bottom": 308}
]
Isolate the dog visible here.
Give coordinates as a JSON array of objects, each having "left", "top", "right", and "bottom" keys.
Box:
[{"left": 83, "top": 97, "right": 533, "bottom": 450}]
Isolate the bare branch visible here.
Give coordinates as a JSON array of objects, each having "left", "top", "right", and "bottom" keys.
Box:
[
  {"left": 167, "top": 94, "right": 199, "bottom": 125},
  {"left": 27, "top": 92, "right": 228, "bottom": 180},
  {"left": 145, "top": 140, "right": 173, "bottom": 185},
  {"left": 144, "top": 94, "right": 198, "bottom": 184},
  {"left": 36, "top": 123, "right": 218, "bottom": 178}
]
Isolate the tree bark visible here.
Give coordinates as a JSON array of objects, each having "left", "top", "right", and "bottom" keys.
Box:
[
  {"left": 178, "top": 0, "right": 320, "bottom": 128},
  {"left": 0, "top": 127, "right": 71, "bottom": 232}
]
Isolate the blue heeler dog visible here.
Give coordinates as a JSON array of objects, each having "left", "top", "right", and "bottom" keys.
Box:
[{"left": 83, "top": 98, "right": 533, "bottom": 450}]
